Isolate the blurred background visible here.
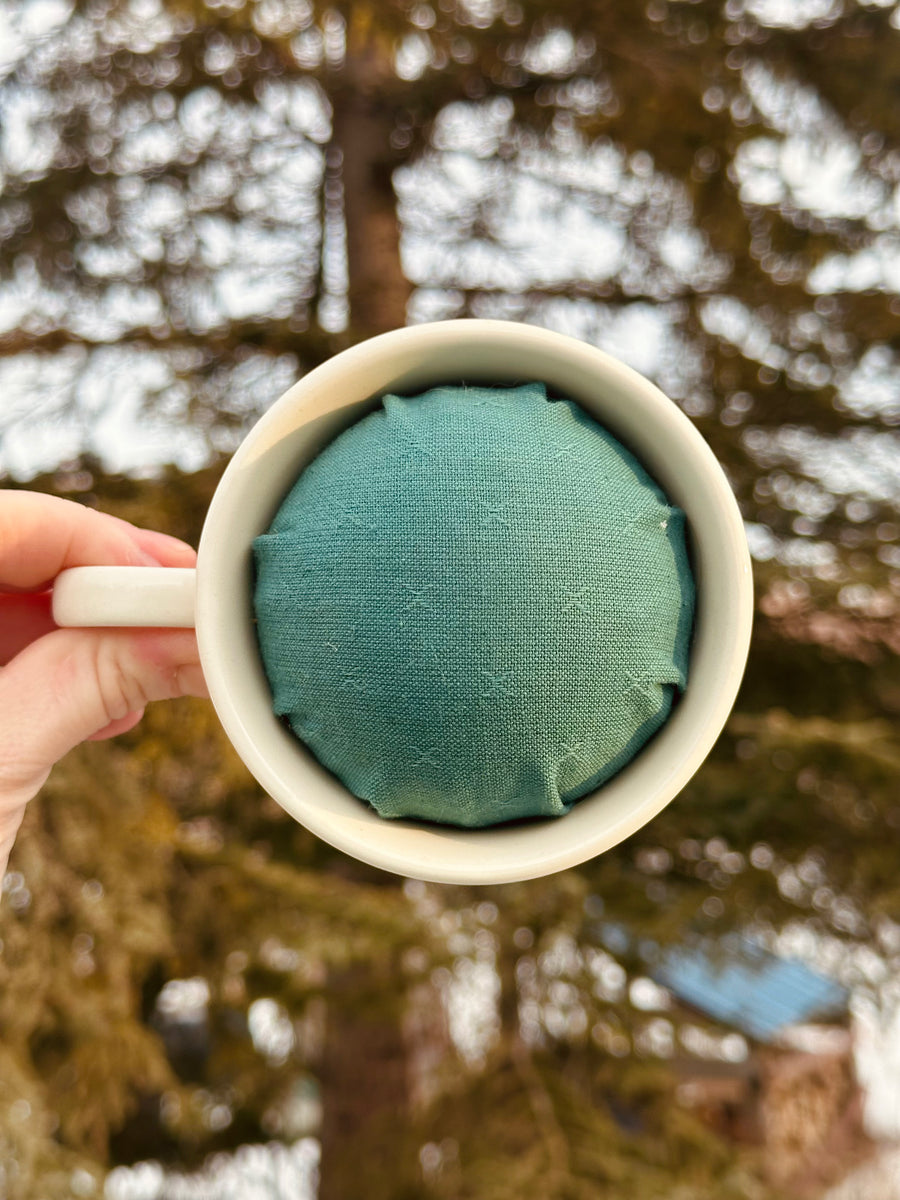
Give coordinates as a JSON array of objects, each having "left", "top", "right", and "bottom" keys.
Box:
[{"left": 2, "top": 0, "right": 900, "bottom": 1196}]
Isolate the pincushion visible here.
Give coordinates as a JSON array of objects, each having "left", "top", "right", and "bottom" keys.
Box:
[{"left": 252, "top": 382, "right": 694, "bottom": 828}]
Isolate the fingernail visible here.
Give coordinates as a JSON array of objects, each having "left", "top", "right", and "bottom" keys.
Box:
[
  {"left": 142, "top": 531, "right": 197, "bottom": 557},
  {"left": 160, "top": 533, "right": 194, "bottom": 550}
]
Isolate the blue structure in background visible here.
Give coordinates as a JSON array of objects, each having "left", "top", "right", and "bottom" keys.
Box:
[{"left": 653, "top": 936, "right": 849, "bottom": 1043}]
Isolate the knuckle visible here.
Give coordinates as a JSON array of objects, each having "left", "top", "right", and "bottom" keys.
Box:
[{"left": 94, "top": 637, "right": 151, "bottom": 722}]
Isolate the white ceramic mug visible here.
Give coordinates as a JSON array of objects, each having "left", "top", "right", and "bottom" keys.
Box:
[{"left": 52, "top": 319, "right": 753, "bottom": 885}]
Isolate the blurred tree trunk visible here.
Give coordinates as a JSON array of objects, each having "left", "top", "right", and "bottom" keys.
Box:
[
  {"left": 317, "top": 34, "right": 421, "bottom": 1194},
  {"left": 330, "top": 82, "right": 411, "bottom": 337},
  {"left": 316, "top": 42, "right": 419, "bottom": 1196},
  {"left": 316, "top": 965, "right": 412, "bottom": 1200}
]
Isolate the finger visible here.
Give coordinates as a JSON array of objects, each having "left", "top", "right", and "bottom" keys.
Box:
[
  {"left": 87, "top": 709, "right": 145, "bottom": 741},
  {"left": 0, "top": 805, "right": 26, "bottom": 878},
  {"left": 128, "top": 527, "right": 198, "bottom": 569},
  {"left": 0, "top": 491, "right": 196, "bottom": 589},
  {"left": 0, "top": 627, "right": 209, "bottom": 800}
]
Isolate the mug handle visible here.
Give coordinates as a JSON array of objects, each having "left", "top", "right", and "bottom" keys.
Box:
[{"left": 52, "top": 567, "right": 197, "bottom": 628}]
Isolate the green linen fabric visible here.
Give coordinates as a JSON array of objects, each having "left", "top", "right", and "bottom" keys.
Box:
[{"left": 253, "top": 383, "right": 694, "bottom": 829}]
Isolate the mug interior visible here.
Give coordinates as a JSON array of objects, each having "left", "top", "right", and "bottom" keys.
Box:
[{"left": 196, "top": 320, "right": 752, "bottom": 884}]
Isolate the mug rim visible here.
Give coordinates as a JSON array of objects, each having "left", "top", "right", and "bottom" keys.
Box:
[{"left": 196, "top": 319, "right": 753, "bottom": 884}]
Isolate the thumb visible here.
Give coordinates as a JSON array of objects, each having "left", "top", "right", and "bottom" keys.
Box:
[{"left": 0, "top": 628, "right": 208, "bottom": 858}]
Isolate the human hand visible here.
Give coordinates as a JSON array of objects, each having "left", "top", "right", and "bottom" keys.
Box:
[{"left": 0, "top": 490, "right": 209, "bottom": 876}]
